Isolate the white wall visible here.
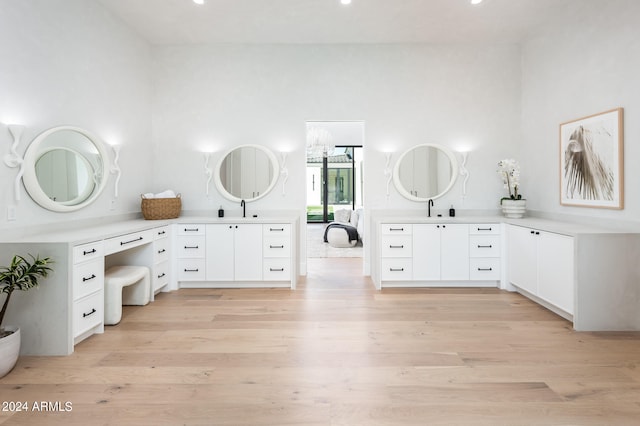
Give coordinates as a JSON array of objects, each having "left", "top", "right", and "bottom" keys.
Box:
[
  {"left": 153, "top": 44, "right": 522, "bottom": 214},
  {"left": 521, "top": 0, "right": 640, "bottom": 223},
  {"left": 153, "top": 44, "right": 523, "bottom": 269},
  {"left": 0, "top": 0, "right": 152, "bottom": 231}
]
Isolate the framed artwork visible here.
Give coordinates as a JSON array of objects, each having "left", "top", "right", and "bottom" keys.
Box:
[{"left": 559, "top": 108, "right": 624, "bottom": 209}]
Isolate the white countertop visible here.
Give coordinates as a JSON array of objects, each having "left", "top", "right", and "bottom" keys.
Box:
[
  {"left": 374, "top": 214, "right": 638, "bottom": 236},
  {"left": 1, "top": 215, "right": 299, "bottom": 245}
]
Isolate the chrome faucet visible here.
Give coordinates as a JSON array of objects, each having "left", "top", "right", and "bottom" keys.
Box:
[
  {"left": 241, "top": 199, "right": 246, "bottom": 218},
  {"left": 428, "top": 199, "right": 434, "bottom": 217}
]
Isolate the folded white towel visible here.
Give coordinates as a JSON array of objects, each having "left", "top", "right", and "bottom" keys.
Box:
[
  {"left": 155, "top": 190, "right": 176, "bottom": 198},
  {"left": 143, "top": 192, "right": 155, "bottom": 199}
]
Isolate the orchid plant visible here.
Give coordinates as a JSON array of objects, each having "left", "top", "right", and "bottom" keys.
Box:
[{"left": 497, "top": 159, "right": 523, "bottom": 202}]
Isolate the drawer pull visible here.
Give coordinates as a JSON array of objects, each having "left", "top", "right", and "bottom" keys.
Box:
[
  {"left": 157, "top": 272, "right": 166, "bottom": 279},
  {"left": 157, "top": 248, "right": 166, "bottom": 254},
  {"left": 270, "top": 245, "right": 285, "bottom": 249},
  {"left": 389, "top": 245, "right": 404, "bottom": 249},
  {"left": 270, "top": 268, "right": 285, "bottom": 272},
  {"left": 184, "top": 268, "right": 199, "bottom": 272},
  {"left": 184, "top": 245, "right": 199, "bottom": 249},
  {"left": 389, "top": 268, "right": 405, "bottom": 272},
  {"left": 82, "top": 274, "right": 97, "bottom": 282},
  {"left": 477, "top": 227, "right": 493, "bottom": 231},
  {"left": 83, "top": 248, "right": 97, "bottom": 256},
  {"left": 82, "top": 308, "right": 97, "bottom": 318},
  {"left": 184, "top": 227, "right": 199, "bottom": 232},
  {"left": 269, "top": 227, "right": 285, "bottom": 232},
  {"left": 389, "top": 227, "right": 404, "bottom": 231},
  {"left": 477, "top": 267, "right": 493, "bottom": 271},
  {"left": 157, "top": 230, "right": 166, "bottom": 235},
  {"left": 121, "top": 236, "right": 143, "bottom": 246},
  {"left": 477, "top": 245, "right": 493, "bottom": 248}
]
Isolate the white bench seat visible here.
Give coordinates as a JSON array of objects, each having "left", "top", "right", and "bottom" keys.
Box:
[{"left": 104, "top": 265, "right": 150, "bottom": 325}]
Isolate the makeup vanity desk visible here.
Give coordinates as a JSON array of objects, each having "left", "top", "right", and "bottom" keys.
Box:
[{"left": 0, "top": 215, "right": 298, "bottom": 356}]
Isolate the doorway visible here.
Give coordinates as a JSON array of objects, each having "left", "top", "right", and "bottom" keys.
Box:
[{"left": 305, "top": 121, "right": 364, "bottom": 260}]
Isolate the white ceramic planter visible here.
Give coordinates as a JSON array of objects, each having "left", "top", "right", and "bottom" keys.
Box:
[
  {"left": 501, "top": 199, "right": 526, "bottom": 218},
  {"left": 0, "top": 326, "right": 20, "bottom": 378}
]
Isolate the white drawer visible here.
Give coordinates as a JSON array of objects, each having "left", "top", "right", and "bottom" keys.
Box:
[
  {"left": 73, "top": 259, "right": 104, "bottom": 300},
  {"left": 176, "top": 236, "right": 206, "bottom": 258},
  {"left": 381, "top": 258, "right": 412, "bottom": 281},
  {"left": 153, "top": 261, "right": 170, "bottom": 292},
  {"left": 177, "top": 224, "right": 205, "bottom": 236},
  {"left": 469, "top": 224, "right": 500, "bottom": 235},
  {"left": 155, "top": 238, "right": 170, "bottom": 263},
  {"left": 469, "top": 235, "right": 500, "bottom": 257},
  {"left": 177, "top": 259, "right": 206, "bottom": 281},
  {"left": 263, "top": 237, "right": 291, "bottom": 257},
  {"left": 73, "top": 241, "right": 104, "bottom": 264},
  {"left": 104, "top": 229, "right": 154, "bottom": 255},
  {"left": 470, "top": 258, "right": 501, "bottom": 280},
  {"left": 263, "top": 224, "right": 291, "bottom": 237},
  {"left": 263, "top": 258, "right": 290, "bottom": 281},
  {"left": 154, "top": 226, "right": 170, "bottom": 240},
  {"left": 73, "top": 291, "right": 103, "bottom": 338},
  {"left": 381, "top": 235, "right": 412, "bottom": 257},
  {"left": 381, "top": 224, "right": 412, "bottom": 235}
]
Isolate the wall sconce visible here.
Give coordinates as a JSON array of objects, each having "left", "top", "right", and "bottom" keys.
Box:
[
  {"left": 109, "top": 144, "right": 121, "bottom": 198},
  {"left": 204, "top": 152, "right": 213, "bottom": 196},
  {"left": 3, "top": 124, "right": 26, "bottom": 201},
  {"left": 459, "top": 151, "right": 470, "bottom": 198},
  {"left": 383, "top": 152, "right": 393, "bottom": 197},
  {"left": 280, "top": 152, "right": 289, "bottom": 196}
]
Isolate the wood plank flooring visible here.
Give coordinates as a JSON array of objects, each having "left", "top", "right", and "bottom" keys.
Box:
[{"left": 2, "top": 257, "right": 640, "bottom": 425}]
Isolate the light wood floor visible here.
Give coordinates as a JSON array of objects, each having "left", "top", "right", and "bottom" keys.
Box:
[{"left": 2, "top": 258, "right": 640, "bottom": 425}]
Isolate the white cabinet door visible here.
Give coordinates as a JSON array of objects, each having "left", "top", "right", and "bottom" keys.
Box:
[
  {"left": 412, "top": 224, "right": 441, "bottom": 280},
  {"left": 206, "top": 224, "right": 235, "bottom": 281},
  {"left": 538, "top": 232, "right": 574, "bottom": 314},
  {"left": 207, "top": 224, "right": 262, "bottom": 281},
  {"left": 507, "top": 225, "right": 538, "bottom": 294},
  {"left": 413, "top": 224, "right": 468, "bottom": 281},
  {"left": 234, "top": 224, "right": 263, "bottom": 281},
  {"left": 440, "top": 224, "right": 469, "bottom": 280}
]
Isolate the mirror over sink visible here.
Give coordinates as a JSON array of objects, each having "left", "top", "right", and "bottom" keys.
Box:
[
  {"left": 393, "top": 143, "right": 458, "bottom": 202},
  {"left": 214, "top": 144, "right": 279, "bottom": 203},
  {"left": 22, "top": 126, "right": 110, "bottom": 212}
]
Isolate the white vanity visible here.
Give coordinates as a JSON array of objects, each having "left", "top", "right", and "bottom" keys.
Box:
[
  {"left": 0, "top": 215, "right": 298, "bottom": 356},
  {"left": 175, "top": 219, "right": 296, "bottom": 288},
  {"left": 376, "top": 218, "right": 502, "bottom": 287},
  {"left": 0, "top": 220, "right": 172, "bottom": 356},
  {"left": 372, "top": 214, "right": 640, "bottom": 332}
]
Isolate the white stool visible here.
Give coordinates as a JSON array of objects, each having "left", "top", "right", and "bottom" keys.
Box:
[{"left": 104, "top": 265, "right": 151, "bottom": 325}]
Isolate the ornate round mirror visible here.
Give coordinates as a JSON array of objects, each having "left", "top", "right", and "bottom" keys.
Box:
[
  {"left": 393, "top": 143, "right": 459, "bottom": 201},
  {"left": 23, "top": 126, "right": 109, "bottom": 212},
  {"left": 214, "top": 144, "right": 279, "bottom": 202}
]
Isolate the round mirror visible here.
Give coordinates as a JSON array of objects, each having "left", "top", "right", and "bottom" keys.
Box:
[
  {"left": 214, "top": 144, "right": 279, "bottom": 202},
  {"left": 23, "top": 126, "right": 109, "bottom": 212},
  {"left": 393, "top": 143, "right": 459, "bottom": 201}
]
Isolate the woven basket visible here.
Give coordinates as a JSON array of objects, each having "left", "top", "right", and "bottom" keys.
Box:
[{"left": 141, "top": 194, "right": 181, "bottom": 220}]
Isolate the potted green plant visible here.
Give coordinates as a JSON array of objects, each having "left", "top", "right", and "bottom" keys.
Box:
[
  {"left": 0, "top": 254, "right": 52, "bottom": 378},
  {"left": 497, "top": 158, "right": 526, "bottom": 218}
]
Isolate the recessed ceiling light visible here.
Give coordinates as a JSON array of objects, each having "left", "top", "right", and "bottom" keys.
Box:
[
  {"left": 193, "top": 0, "right": 205, "bottom": 5},
  {"left": 341, "top": 0, "right": 352, "bottom": 5},
  {"left": 471, "top": 0, "right": 483, "bottom": 4}
]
